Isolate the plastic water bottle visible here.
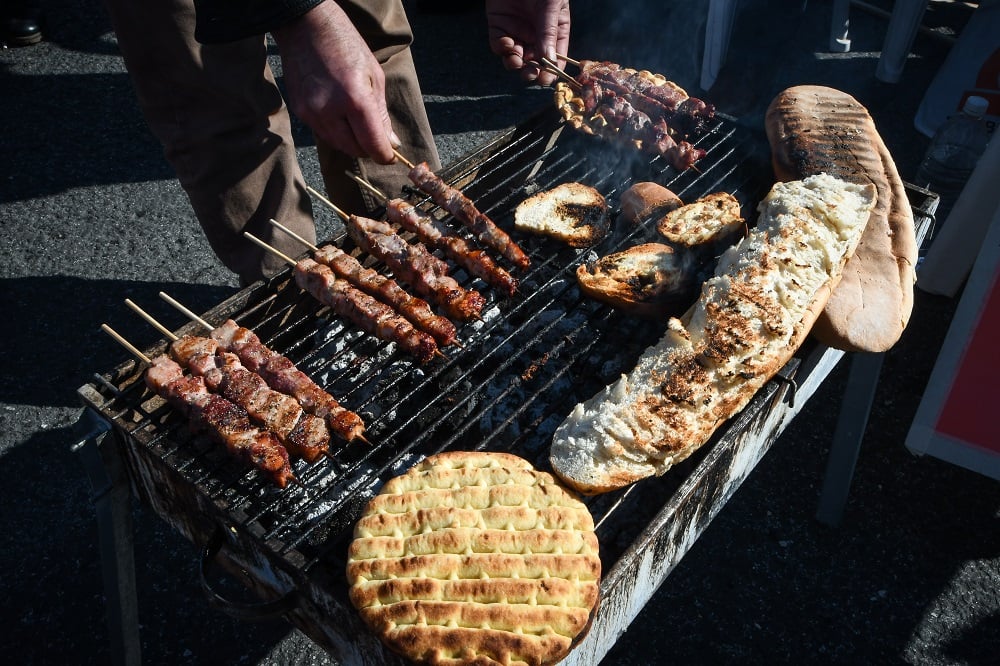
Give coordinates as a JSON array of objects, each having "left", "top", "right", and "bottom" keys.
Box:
[{"left": 914, "top": 95, "right": 992, "bottom": 218}]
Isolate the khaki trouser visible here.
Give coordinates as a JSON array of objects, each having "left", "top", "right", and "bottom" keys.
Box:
[{"left": 103, "top": 0, "right": 441, "bottom": 284}]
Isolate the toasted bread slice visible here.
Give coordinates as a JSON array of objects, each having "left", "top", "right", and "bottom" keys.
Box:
[
  {"left": 656, "top": 191, "right": 743, "bottom": 247},
  {"left": 515, "top": 183, "right": 609, "bottom": 248},
  {"left": 576, "top": 243, "right": 697, "bottom": 318}
]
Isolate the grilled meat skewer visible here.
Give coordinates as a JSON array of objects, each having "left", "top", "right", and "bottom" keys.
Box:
[
  {"left": 145, "top": 354, "right": 296, "bottom": 488},
  {"left": 577, "top": 60, "right": 715, "bottom": 139},
  {"left": 347, "top": 215, "right": 485, "bottom": 321},
  {"left": 210, "top": 319, "right": 369, "bottom": 441},
  {"left": 311, "top": 244, "right": 457, "bottom": 347},
  {"left": 406, "top": 161, "right": 530, "bottom": 271},
  {"left": 591, "top": 89, "right": 706, "bottom": 171},
  {"left": 384, "top": 199, "right": 519, "bottom": 297},
  {"left": 170, "top": 335, "right": 331, "bottom": 462},
  {"left": 291, "top": 258, "right": 441, "bottom": 364}
]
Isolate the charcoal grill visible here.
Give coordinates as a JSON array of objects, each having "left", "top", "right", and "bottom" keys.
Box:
[{"left": 75, "top": 105, "right": 937, "bottom": 665}]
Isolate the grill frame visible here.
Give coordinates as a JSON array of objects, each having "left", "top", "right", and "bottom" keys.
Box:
[{"left": 78, "top": 106, "right": 938, "bottom": 664}]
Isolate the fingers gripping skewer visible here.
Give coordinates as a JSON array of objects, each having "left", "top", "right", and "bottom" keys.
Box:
[
  {"left": 540, "top": 57, "right": 581, "bottom": 91},
  {"left": 392, "top": 149, "right": 415, "bottom": 169},
  {"left": 158, "top": 292, "right": 371, "bottom": 445}
]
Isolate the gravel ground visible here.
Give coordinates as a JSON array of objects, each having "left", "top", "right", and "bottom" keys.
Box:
[{"left": 1, "top": 1, "right": 998, "bottom": 664}]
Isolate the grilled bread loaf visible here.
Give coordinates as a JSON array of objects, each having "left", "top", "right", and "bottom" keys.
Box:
[
  {"left": 765, "top": 85, "right": 917, "bottom": 352},
  {"left": 347, "top": 451, "right": 601, "bottom": 665},
  {"left": 576, "top": 242, "right": 697, "bottom": 318},
  {"left": 514, "top": 183, "right": 609, "bottom": 248},
  {"left": 656, "top": 192, "right": 744, "bottom": 248},
  {"left": 550, "top": 174, "right": 877, "bottom": 494},
  {"left": 619, "top": 182, "right": 683, "bottom": 224}
]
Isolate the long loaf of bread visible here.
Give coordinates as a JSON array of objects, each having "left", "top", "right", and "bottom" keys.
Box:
[
  {"left": 550, "top": 174, "right": 877, "bottom": 494},
  {"left": 765, "top": 85, "right": 917, "bottom": 352}
]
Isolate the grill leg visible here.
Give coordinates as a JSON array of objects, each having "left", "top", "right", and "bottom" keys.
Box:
[
  {"left": 73, "top": 409, "right": 142, "bottom": 666},
  {"left": 816, "top": 352, "right": 885, "bottom": 526}
]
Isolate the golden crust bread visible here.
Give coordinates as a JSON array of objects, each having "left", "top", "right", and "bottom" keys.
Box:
[
  {"left": 765, "top": 85, "right": 917, "bottom": 352},
  {"left": 514, "top": 182, "right": 610, "bottom": 248},
  {"left": 619, "top": 182, "right": 683, "bottom": 225},
  {"left": 550, "top": 175, "right": 877, "bottom": 494},
  {"left": 347, "top": 451, "right": 601, "bottom": 665},
  {"left": 656, "top": 192, "right": 744, "bottom": 247},
  {"left": 576, "top": 242, "right": 697, "bottom": 318}
]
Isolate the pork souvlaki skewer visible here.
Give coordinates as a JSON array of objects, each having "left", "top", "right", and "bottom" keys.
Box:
[
  {"left": 159, "top": 292, "right": 370, "bottom": 445},
  {"left": 570, "top": 59, "right": 716, "bottom": 139},
  {"left": 124, "top": 300, "right": 332, "bottom": 463},
  {"left": 394, "top": 150, "right": 531, "bottom": 271},
  {"left": 345, "top": 213, "right": 486, "bottom": 322},
  {"left": 268, "top": 218, "right": 458, "bottom": 348},
  {"left": 342, "top": 176, "right": 519, "bottom": 298},
  {"left": 243, "top": 233, "right": 442, "bottom": 364},
  {"left": 101, "top": 324, "right": 297, "bottom": 488}
]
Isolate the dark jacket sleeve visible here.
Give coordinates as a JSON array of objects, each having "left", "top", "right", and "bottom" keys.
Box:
[{"left": 193, "top": 0, "right": 326, "bottom": 44}]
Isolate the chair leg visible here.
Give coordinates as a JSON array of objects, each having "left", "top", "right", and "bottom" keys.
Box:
[
  {"left": 830, "top": 0, "right": 852, "bottom": 52},
  {"left": 701, "top": 0, "right": 739, "bottom": 90},
  {"left": 876, "top": 0, "right": 929, "bottom": 82}
]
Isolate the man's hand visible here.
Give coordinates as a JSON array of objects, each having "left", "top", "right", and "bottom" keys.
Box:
[
  {"left": 485, "top": 0, "right": 571, "bottom": 87},
  {"left": 272, "top": 1, "right": 399, "bottom": 164}
]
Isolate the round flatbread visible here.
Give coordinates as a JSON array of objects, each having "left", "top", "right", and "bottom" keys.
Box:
[{"left": 347, "top": 451, "right": 601, "bottom": 665}]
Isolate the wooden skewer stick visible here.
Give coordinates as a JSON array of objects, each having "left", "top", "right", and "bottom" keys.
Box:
[
  {"left": 392, "top": 148, "right": 415, "bottom": 170},
  {"left": 245, "top": 232, "right": 297, "bottom": 267},
  {"left": 540, "top": 57, "right": 581, "bottom": 91},
  {"left": 270, "top": 218, "right": 320, "bottom": 253},
  {"left": 305, "top": 185, "right": 349, "bottom": 220},
  {"left": 101, "top": 323, "right": 151, "bottom": 365},
  {"left": 558, "top": 53, "right": 581, "bottom": 67},
  {"left": 125, "top": 299, "right": 179, "bottom": 342},
  {"left": 158, "top": 292, "right": 214, "bottom": 332},
  {"left": 346, "top": 172, "right": 388, "bottom": 202}
]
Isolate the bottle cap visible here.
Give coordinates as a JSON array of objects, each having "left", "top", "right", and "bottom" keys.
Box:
[{"left": 962, "top": 96, "right": 989, "bottom": 118}]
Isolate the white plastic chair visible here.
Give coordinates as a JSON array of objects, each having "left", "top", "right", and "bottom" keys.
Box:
[{"left": 701, "top": 0, "right": 931, "bottom": 90}]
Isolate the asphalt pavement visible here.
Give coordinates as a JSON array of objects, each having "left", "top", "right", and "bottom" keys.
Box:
[{"left": 1, "top": 1, "right": 998, "bottom": 664}]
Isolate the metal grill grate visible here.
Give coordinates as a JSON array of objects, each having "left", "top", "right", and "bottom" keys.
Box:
[{"left": 80, "top": 106, "right": 804, "bottom": 607}]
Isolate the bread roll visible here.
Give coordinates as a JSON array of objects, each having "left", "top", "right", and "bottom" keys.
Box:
[
  {"left": 619, "top": 182, "right": 683, "bottom": 224},
  {"left": 550, "top": 174, "right": 877, "bottom": 494},
  {"left": 765, "top": 85, "right": 917, "bottom": 352}
]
